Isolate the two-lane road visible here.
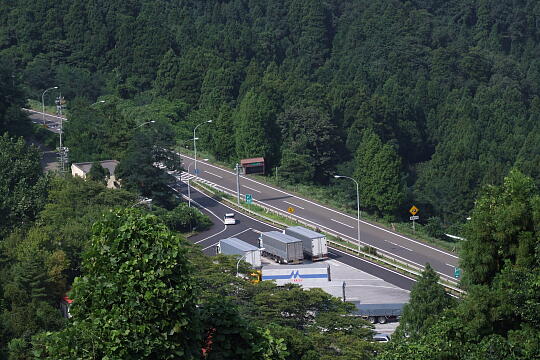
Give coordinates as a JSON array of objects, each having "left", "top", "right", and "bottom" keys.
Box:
[{"left": 179, "top": 153, "right": 459, "bottom": 283}]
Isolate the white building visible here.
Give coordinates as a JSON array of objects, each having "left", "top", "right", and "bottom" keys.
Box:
[{"left": 71, "top": 160, "right": 120, "bottom": 189}]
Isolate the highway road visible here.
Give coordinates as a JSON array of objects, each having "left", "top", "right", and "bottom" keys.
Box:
[
  {"left": 171, "top": 179, "right": 416, "bottom": 291},
  {"left": 25, "top": 109, "right": 458, "bottom": 283},
  {"left": 25, "top": 108, "right": 65, "bottom": 134},
  {"left": 178, "top": 153, "right": 460, "bottom": 283}
]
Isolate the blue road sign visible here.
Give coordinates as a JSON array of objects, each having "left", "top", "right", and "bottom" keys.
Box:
[
  {"left": 246, "top": 194, "right": 253, "bottom": 204},
  {"left": 194, "top": 168, "right": 200, "bottom": 175}
]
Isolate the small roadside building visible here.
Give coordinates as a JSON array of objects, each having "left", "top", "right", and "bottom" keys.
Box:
[
  {"left": 240, "top": 157, "right": 265, "bottom": 175},
  {"left": 71, "top": 160, "right": 120, "bottom": 189}
]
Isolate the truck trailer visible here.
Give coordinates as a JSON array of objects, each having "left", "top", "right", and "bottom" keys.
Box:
[
  {"left": 350, "top": 302, "right": 405, "bottom": 324},
  {"left": 217, "top": 238, "right": 262, "bottom": 268},
  {"left": 259, "top": 231, "right": 304, "bottom": 264},
  {"left": 284, "top": 226, "right": 328, "bottom": 261},
  {"left": 261, "top": 263, "right": 331, "bottom": 285}
]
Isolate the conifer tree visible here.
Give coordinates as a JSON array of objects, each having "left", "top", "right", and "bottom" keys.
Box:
[
  {"left": 353, "top": 129, "right": 404, "bottom": 217},
  {"left": 396, "top": 264, "right": 454, "bottom": 339}
]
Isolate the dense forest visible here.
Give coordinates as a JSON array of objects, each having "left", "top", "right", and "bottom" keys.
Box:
[
  {"left": 2, "top": 0, "right": 540, "bottom": 231},
  {"left": 1, "top": 0, "right": 540, "bottom": 358}
]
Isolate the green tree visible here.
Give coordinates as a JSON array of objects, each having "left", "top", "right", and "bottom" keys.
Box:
[
  {"left": 0, "top": 133, "right": 48, "bottom": 236},
  {"left": 115, "top": 131, "right": 179, "bottom": 209},
  {"left": 277, "top": 106, "right": 337, "bottom": 183},
  {"left": 353, "top": 129, "right": 404, "bottom": 217},
  {"left": 86, "top": 162, "right": 108, "bottom": 185},
  {"left": 234, "top": 89, "right": 278, "bottom": 163},
  {"left": 34, "top": 209, "right": 201, "bottom": 359},
  {"left": 278, "top": 149, "right": 315, "bottom": 184},
  {"left": 396, "top": 264, "right": 455, "bottom": 339},
  {"left": 461, "top": 169, "right": 540, "bottom": 287}
]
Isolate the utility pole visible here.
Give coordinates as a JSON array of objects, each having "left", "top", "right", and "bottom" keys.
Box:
[
  {"left": 235, "top": 163, "right": 240, "bottom": 205},
  {"left": 342, "top": 281, "right": 346, "bottom": 302},
  {"left": 56, "top": 94, "right": 68, "bottom": 173}
]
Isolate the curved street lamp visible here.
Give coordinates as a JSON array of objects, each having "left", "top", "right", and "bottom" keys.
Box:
[
  {"left": 133, "top": 120, "right": 156, "bottom": 130},
  {"left": 41, "top": 86, "right": 58, "bottom": 125},
  {"left": 193, "top": 120, "right": 212, "bottom": 177},
  {"left": 334, "top": 175, "right": 361, "bottom": 253}
]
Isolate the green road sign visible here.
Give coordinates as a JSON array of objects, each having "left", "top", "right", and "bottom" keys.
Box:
[
  {"left": 454, "top": 267, "right": 461, "bottom": 279},
  {"left": 246, "top": 194, "right": 252, "bottom": 204}
]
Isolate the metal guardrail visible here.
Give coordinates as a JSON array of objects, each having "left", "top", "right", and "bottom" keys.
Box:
[{"left": 190, "top": 181, "right": 466, "bottom": 297}]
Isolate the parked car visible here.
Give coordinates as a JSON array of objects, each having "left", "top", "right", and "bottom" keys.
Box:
[
  {"left": 373, "top": 333, "right": 391, "bottom": 342},
  {"left": 223, "top": 213, "right": 236, "bottom": 225}
]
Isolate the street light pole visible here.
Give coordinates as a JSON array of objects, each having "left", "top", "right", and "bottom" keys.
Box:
[
  {"left": 41, "top": 86, "right": 58, "bottom": 125},
  {"left": 334, "top": 175, "right": 361, "bottom": 253},
  {"left": 235, "top": 163, "right": 241, "bottom": 205},
  {"left": 133, "top": 120, "right": 156, "bottom": 130},
  {"left": 186, "top": 159, "right": 208, "bottom": 207},
  {"left": 193, "top": 120, "right": 212, "bottom": 178},
  {"left": 236, "top": 248, "right": 264, "bottom": 277}
]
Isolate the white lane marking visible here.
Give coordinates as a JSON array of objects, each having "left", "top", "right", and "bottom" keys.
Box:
[
  {"left": 446, "top": 263, "right": 456, "bottom": 268},
  {"left": 202, "top": 243, "right": 218, "bottom": 251},
  {"left": 384, "top": 240, "right": 413, "bottom": 252},
  {"left": 180, "top": 153, "right": 458, "bottom": 259},
  {"left": 283, "top": 201, "right": 304, "bottom": 210},
  {"left": 205, "top": 171, "right": 223, "bottom": 179},
  {"left": 331, "top": 218, "right": 355, "bottom": 229},
  {"left": 195, "top": 225, "right": 227, "bottom": 244},
  {"left": 302, "top": 285, "right": 408, "bottom": 291},
  {"left": 242, "top": 185, "right": 261, "bottom": 193},
  {"left": 228, "top": 227, "right": 254, "bottom": 239}
]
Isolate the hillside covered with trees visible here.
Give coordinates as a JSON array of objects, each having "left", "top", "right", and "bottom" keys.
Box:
[{"left": 2, "top": 0, "right": 540, "bottom": 233}]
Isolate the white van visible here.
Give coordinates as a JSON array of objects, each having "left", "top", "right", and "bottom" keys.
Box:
[{"left": 224, "top": 213, "right": 236, "bottom": 225}]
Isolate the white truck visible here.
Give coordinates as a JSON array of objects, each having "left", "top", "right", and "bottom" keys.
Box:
[
  {"left": 261, "top": 263, "right": 331, "bottom": 286},
  {"left": 284, "top": 226, "right": 328, "bottom": 261},
  {"left": 217, "top": 238, "right": 262, "bottom": 268},
  {"left": 259, "top": 231, "right": 304, "bottom": 264}
]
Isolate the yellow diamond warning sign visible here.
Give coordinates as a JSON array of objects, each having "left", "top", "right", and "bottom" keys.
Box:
[{"left": 409, "top": 205, "right": 419, "bottom": 216}]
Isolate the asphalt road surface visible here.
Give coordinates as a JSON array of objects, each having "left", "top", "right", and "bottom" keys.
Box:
[
  {"left": 178, "top": 153, "right": 460, "bottom": 284},
  {"left": 172, "top": 180, "right": 416, "bottom": 291}
]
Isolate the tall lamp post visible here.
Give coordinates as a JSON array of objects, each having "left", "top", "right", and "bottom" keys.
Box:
[
  {"left": 187, "top": 159, "right": 208, "bottom": 207},
  {"left": 334, "top": 175, "right": 361, "bottom": 253},
  {"left": 41, "top": 86, "right": 58, "bottom": 125},
  {"left": 134, "top": 120, "right": 156, "bottom": 130},
  {"left": 193, "top": 120, "right": 212, "bottom": 178},
  {"left": 236, "top": 248, "right": 264, "bottom": 277}
]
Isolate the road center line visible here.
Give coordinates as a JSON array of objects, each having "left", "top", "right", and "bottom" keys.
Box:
[
  {"left": 205, "top": 171, "right": 223, "bottom": 179},
  {"left": 330, "top": 218, "right": 355, "bottom": 229},
  {"left": 283, "top": 201, "right": 304, "bottom": 209},
  {"left": 228, "top": 228, "right": 254, "bottom": 238},
  {"left": 384, "top": 240, "right": 413, "bottom": 252},
  {"left": 242, "top": 185, "right": 261, "bottom": 193}
]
